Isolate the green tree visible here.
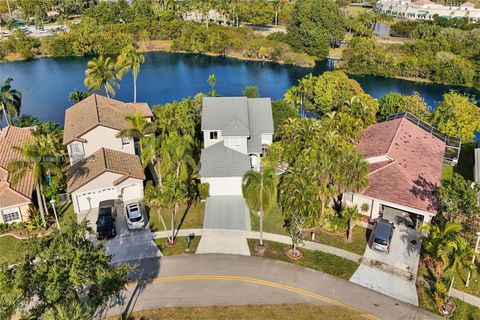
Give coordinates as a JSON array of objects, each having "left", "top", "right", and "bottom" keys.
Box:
[
  {"left": 435, "top": 173, "right": 480, "bottom": 239},
  {"left": 41, "top": 300, "right": 92, "bottom": 320},
  {"left": 144, "top": 181, "right": 172, "bottom": 242},
  {"left": 396, "top": 92, "right": 431, "bottom": 122},
  {"left": 287, "top": 0, "right": 345, "bottom": 57},
  {"left": 271, "top": 99, "right": 297, "bottom": 137},
  {"left": 5, "top": 29, "right": 39, "bottom": 59},
  {"left": 242, "top": 167, "right": 279, "bottom": 246},
  {"left": 0, "top": 77, "right": 22, "bottom": 125},
  {"left": 432, "top": 92, "right": 480, "bottom": 142},
  {"left": 0, "top": 221, "right": 130, "bottom": 318},
  {"left": 242, "top": 85, "right": 259, "bottom": 98},
  {"left": 68, "top": 89, "right": 90, "bottom": 104},
  {"left": 442, "top": 237, "right": 477, "bottom": 295},
  {"left": 207, "top": 73, "right": 217, "bottom": 96},
  {"left": 116, "top": 44, "right": 145, "bottom": 103},
  {"left": 378, "top": 92, "right": 404, "bottom": 120},
  {"left": 118, "top": 111, "right": 155, "bottom": 156},
  {"left": 13, "top": 114, "right": 40, "bottom": 128},
  {"left": 84, "top": 55, "right": 120, "bottom": 98}
]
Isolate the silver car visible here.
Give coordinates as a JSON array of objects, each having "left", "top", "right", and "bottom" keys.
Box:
[
  {"left": 370, "top": 218, "right": 395, "bottom": 253},
  {"left": 125, "top": 202, "right": 144, "bottom": 230}
]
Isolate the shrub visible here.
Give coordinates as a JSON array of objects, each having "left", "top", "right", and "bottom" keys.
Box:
[{"left": 198, "top": 183, "right": 210, "bottom": 199}]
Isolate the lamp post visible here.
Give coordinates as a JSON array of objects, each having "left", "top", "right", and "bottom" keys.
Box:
[
  {"left": 466, "top": 231, "right": 480, "bottom": 287},
  {"left": 50, "top": 199, "right": 60, "bottom": 230}
]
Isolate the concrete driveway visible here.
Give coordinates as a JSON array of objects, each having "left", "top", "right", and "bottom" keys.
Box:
[
  {"left": 350, "top": 221, "right": 422, "bottom": 306},
  {"left": 77, "top": 201, "right": 161, "bottom": 264},
  {"left": 197, "top": 196, "right": 251, "bottom": 255}
]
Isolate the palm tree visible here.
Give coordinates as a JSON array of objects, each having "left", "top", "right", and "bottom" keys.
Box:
[
  {"left": 144, "top": 181, "right": 172, "bottom": 243},
  {"left": 0, "top": 78, "right": 22, "bottom": 126},
  {"left": 420, "top": 221, "right": 463, "bottom": 277},
  {"left": 116, "top": 45, "right": 145, "bottom": 103},
  {"left": 207, "top": 74, "right": 217, "bottom": 96},
  {"left": 84, "top": 56, "right": 119, "bottom": 98},
  {"left": 141, "top": 134, "right": 165, "bottom": 188},
  {"left": 342, "top": 206, "right": 361, "bottom": 242},
  {"left": 163, "top": 177, "right": 187, "bottom": 243},
  {"left": 8, "top": 135, "right": 62, "bottom": 226},
  {"left": 118, "top": 111, "right": 154, "bottom": 156},
  {"left": 242, "top": 167, "right": 278, "bottom": 246},
  {"left": 68, "top": 89, "right": 90, "bottom": 104},
  {"left": 42, "top": 300, "right": 91, "bottom": 320},
  {"left": 441, "top": 238, "right": 477, "bottom": 296}
]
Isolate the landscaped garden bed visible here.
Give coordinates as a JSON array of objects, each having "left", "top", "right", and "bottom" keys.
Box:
[
  {"left": 247, "top": 239, "right": 359, "bottom": 280},
  {"left": 155, "top": 236, "right": 201, "bottom": 256}
]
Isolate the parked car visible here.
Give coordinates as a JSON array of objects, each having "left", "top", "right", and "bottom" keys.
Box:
[
  {"left": 96, "top": 200, "right": 117, "bottom": 240},
  {"left": 370, "top": 218, "right": 394, "bottom": 253},
  {"left": 125, "top": 202, "right": 144, "bottom": 230}
]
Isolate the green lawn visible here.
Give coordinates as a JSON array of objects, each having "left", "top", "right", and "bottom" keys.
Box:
[
  {"left": 442, "top": 164, "right": 453, "bottom": 180},
  {"left": 310, "top": 226, "right": 368, "bottom": 256},
  {"left": 149, "top": 202, "right": 205, "bottom": 232},
  {"left": 453, "top": 271, "right": 480, "bottom": 298},
  {"left": 418, "top": 285, "right": 480, "bottom": 320},
  {"left": 0, "top": 236, "right": 24, "bottom": 265},
  {"left": 454, "top": 142, "right": 475, "bottom": 181},
  {"left": 112, "top": 304, "right": 366, "bottom": 320},
  {"left": 250, "top": 202, "right": 288, "bottom": 236},
  {"left": 58, "top": 202, "right": 76, "bottom": 225},
  {"left": 248, "top": 239, "right": 358, "bottom": 280},
  {"left": 155, "top": 236, "right": 201, "bottom": 256}
]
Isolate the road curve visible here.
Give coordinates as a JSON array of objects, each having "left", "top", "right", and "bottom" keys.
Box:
[{"left": 108, "top": 254, "right": 440, "bottom": 320}]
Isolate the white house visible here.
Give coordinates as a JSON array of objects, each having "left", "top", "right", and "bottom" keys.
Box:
[
  {"left": 0, "top": 126, "right": 34, "bottom": 224},
  {"left": 63, "top": 94, "right": 153, "bottom": 214},
  {"left": 375, "top": 0, "right": 480, "bottom": 21},
  {"left": 344, "top": 115, "right": 446, "bottom": 224},
  {"left": 199, "top": 97, "right": 274, "bottom": 196}
]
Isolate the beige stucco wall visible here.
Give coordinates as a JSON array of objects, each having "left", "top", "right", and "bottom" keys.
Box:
[
  {"left": 67, "top": 126, "right": 135, "bottom": 165},
  {"left": 203, "top": 130, "right": 224, "bottom": 148}
]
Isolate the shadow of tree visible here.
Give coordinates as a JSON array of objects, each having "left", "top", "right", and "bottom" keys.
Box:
[{"left": 410, "top": 175, "right": 439, "bottom": 212}]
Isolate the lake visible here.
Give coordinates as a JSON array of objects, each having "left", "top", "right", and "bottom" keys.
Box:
[{"left": 0, "top": 51, "right": 478, "bottom": 125}]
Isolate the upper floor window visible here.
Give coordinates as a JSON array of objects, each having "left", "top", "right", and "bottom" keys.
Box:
[
  {"left": 121, "top": 137, "right": 130, "bottom": 145},
  {"left": 70, "top": 143, "right": 83, "bottom": 156},
  {"left": 210, "top": 131, "right": 218, "bottom": 140}
]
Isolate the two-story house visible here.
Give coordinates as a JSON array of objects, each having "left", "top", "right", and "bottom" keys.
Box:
[
  {"left": 199, "top": 97, "right": 274, "bottom": 196},
  {"left": 63, "top": 94, "right": 153, "bottom": 214},
  {"left": 0, "top": 126, "right": 34, "bottom": 223}
]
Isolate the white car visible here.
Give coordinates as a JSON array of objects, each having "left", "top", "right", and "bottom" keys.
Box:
[{"left": 125, "top": 202, "right": 144, "bottom": 230}]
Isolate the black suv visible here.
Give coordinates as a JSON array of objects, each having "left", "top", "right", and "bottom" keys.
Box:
[{"left": 96, "top": 200, "right": 117, "bottom": 240}]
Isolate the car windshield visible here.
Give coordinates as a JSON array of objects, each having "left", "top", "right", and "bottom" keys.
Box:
[
  {"left": 128, "top": 205, "right": 142, "bottom": 222},
  {"left": 374, "top": 237, "right": 388, "bottom": 246}
]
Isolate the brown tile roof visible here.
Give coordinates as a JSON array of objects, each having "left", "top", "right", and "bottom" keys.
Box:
[
  {"left": 357, "top": 118, "right": 445, "bottom": 214},
  {"left": 63, "top": 94, "right": 153, "bottom": 145},
  {"left": 0, "top": 126, "right": 34, "bottom": 208},
  {"left": 67, "top": 148, "right": 145, "bottom": 192}
]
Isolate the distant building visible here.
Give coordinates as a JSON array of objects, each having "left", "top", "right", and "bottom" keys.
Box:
[{"left": 375, "top": 0, "right": 480, "bottom": 21}]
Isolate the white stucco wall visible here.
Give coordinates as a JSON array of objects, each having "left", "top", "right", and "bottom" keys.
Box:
[
  {"left": 67, "top": 126, "right": 135, "bottom": 165},
  {"left": 203, "top": 130, "right": 224, "bottom": 148},
  {"left": 201, "top": 177, "right": 243, "bottom": 195},
  {"left": 261, "top": 134, "right": 273, "bottom": 146}
]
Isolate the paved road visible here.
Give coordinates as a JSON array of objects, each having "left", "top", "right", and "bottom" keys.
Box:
[{"left": 109, "top": 254, "right": 440, "bottom": 320}]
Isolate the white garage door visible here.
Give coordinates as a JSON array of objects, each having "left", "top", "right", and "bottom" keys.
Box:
[
  {"left": 75, "top": 187, "right": 117, "bottom": 212},
  {"left": 206, "top": 177, "right": 243, "bottom": 196},
  {"left": 120, "top": 183, "right": 144, "bottom": 202}
]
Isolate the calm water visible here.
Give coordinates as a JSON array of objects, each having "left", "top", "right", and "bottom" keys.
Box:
[{"left": 0, "top": 51, "right": 478, "bottom": 125}]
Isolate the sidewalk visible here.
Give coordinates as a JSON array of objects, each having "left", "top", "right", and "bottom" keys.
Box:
[{"left": 450, "top": 288, "right": 480, "bottom": 309}]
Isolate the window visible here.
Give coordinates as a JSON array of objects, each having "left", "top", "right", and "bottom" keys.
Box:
[
  {"left": 70, "top": 143, "right": 83, "bottom": 156},
  {"left": 2, "top": 207, "right": 21, "bottom": 223},
  {"left": 209, "top": 131, "right": 218, "bottom": 140},
  {"left": 121, "top": 137, "right": 130, "bottom": 145}
]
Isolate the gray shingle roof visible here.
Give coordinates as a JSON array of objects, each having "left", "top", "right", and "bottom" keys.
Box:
[
  {"left": 247, "top": 98, "right": 274, "bottom": 153},
  {"left": 222, "top": 117, "right": 250, "bottom": 136},
  {"left": 201, "top": 97, "right": 250, "bottom": 133},
  {"left": 200, "top": 141, "right": 251, "bottom": 177}
]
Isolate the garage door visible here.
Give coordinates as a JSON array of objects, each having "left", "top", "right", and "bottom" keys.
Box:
[
  {"left": 206, "top": 177, "right": 243, "bottom": 196},
  {"left": 75, "top": 187, "right": 117, "bottom": 212},
  {"left": 120, "top": 183, "right": 144, "bottom": 202}
]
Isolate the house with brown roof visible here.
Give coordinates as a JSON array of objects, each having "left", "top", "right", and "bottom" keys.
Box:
[
  {"left": 63, "top": 94, "right": 152, "bottom": 214},
  {"left": 344, "top": 115, "right": 446, "bottom": 224},
  {"left": 0, "top": 126, "right": 34, "bottom": 224},
  {"left": 63, "top": 94, "right": 153, "bottom": 165}
]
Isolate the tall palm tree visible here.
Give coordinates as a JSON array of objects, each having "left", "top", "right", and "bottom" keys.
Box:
[
  {"left": 144, "top": 181, "right": 172, "bottom": 243},
  {"left": 68, "top": 89, "right": 90, "bottom": 104},
  {"left": 42, "top": 301, "right": 91, "bottom": 320},
  {"left": 163, "top": 177, "right": 187, "bottom": 243},
  {"left": 141, "top": 134, "right": 165, "bottom": 188},
  {"left": 116, "top": 45, "right": 145, "bottom": 103},
  {"left": 118, "top": 111, "right": 154, "bottom": 156},
  {"left": 0, "top": 78, "right": 22, "bottom": 126},
  {"left": 242, "top": 167, "right": 278, "bottom": 246},
  {"left": 8, "top": 135, "right": 62, "bottom": 226},
  {"left": 84, "top": 56, "right": 119, "bottom": 98},
  {"left": 441, "top": 238, "right": 477, "bottom": 296}
]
